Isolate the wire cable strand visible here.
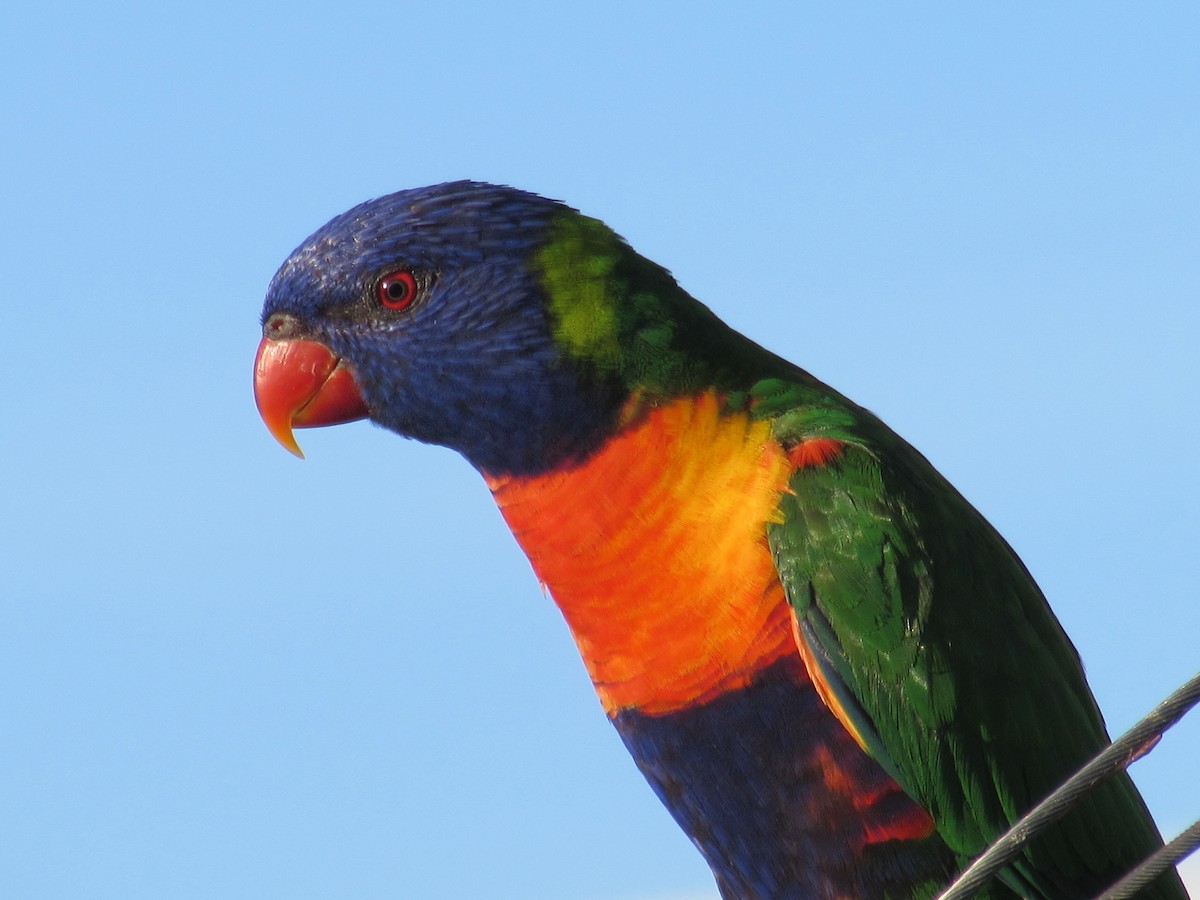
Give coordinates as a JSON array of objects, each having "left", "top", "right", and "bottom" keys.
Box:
[
  {"left": 1095, "top": 818, "right": 1200, "bottom": 900},
  {"left": 936, "top": 671, "right": 1200, "bottom": 900}
]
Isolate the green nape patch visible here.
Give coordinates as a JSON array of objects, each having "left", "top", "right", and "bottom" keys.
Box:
[
  {"left": 534, "top": 213, "right": 624, "bottom": 371},
  {"left": 532, "top": 209, "right": 788, "bottom": 397}
]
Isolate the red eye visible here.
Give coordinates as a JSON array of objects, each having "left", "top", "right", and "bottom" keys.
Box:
[{"left": 377, "top": 270, "right": 418, "bottom": 310}]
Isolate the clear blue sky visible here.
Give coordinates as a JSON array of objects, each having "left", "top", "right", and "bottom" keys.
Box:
[{"left": 3, "top": 3, "right": 1197, "bottom": 898}]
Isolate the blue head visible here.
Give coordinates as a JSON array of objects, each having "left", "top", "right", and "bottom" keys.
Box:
[{"left": 260, "top": 181, "right": 628, "bottom": 475}]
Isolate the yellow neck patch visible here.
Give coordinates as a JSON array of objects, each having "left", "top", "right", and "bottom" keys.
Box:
[{"left": 486, "top": 392, "right": 798, "bottom": 716}]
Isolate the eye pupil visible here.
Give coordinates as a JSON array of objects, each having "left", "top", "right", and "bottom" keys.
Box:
[{"left": 377, "top": 270, "right": 418, "bottom": 310}]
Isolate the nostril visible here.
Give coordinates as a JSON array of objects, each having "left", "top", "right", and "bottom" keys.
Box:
[{"left": 263, "top": 312, "right": 302, "bottom": 340}]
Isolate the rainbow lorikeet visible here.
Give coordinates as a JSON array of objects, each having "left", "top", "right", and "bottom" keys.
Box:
[{"left": 253, "top": 181, "right": 1185, "bottom": 899}]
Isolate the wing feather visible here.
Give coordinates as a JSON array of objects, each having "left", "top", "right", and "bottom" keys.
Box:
[{"left": 760, "top": 389, "right": 1183, "bottom": 898}]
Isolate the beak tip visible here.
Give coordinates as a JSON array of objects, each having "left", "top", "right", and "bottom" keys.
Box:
[{"left": 263, "top": 417, "right": 306, "bottom": 458}]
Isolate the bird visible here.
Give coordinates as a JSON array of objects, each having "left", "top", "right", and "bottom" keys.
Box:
[{"left": 253, "top": 181, "right": 1186, "bottom": 899}]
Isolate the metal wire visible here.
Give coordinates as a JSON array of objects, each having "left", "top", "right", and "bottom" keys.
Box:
[
  {"left": 936, "top": 671, "right": 1200, "bottom": 900},
  {"left": 1095, "top": 817, "right": 1200, "bottom": 900}
]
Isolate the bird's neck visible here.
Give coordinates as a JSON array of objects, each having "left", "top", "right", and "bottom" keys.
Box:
[{"left": 484, "top": 391, "right": 798, "bottom": 717}]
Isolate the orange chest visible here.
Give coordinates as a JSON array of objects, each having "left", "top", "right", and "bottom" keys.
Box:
[{"left": 485, "top": 393, "right": 799, "bottom": 716}]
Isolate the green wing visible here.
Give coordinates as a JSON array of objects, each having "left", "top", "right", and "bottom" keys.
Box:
[{"left": 759, "top": 383, "right": 1184, "bottom": 899}]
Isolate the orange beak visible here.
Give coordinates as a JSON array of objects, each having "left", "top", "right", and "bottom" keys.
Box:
[{"left": 253, "top": 336, "right": 369, "bottom": 458}]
